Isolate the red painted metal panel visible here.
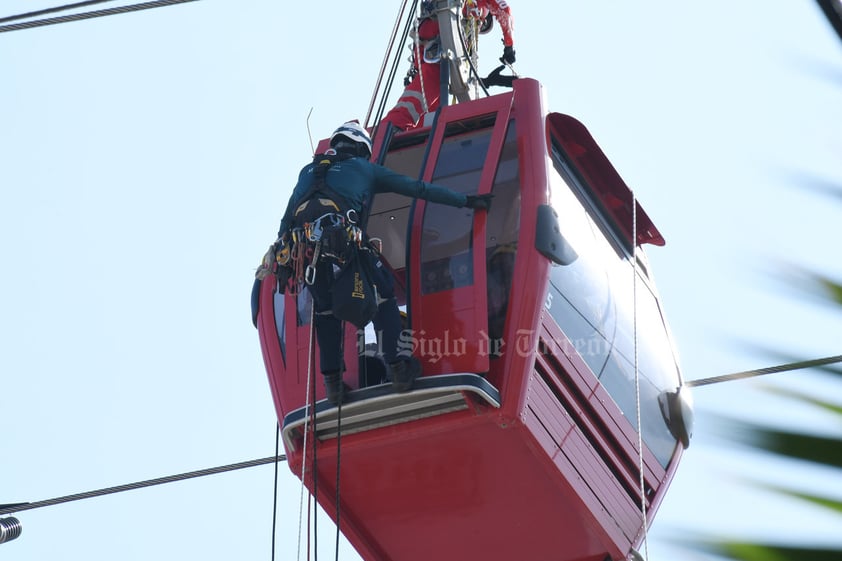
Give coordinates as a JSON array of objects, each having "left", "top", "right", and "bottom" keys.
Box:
[
  {"left": 296, "top": 406, "right": 625, "bottom": 561},
  {"left": 409, "top": 94, "right": 514, "bottom": 376},
  {"left": 257, "top": 282, "right": 361, "bottom": 418},
  {"left": 521, "top": 403, "right": 627, "bottom": 560},
  {"left": 538, "top": 314, "right": 667, "bottom": 487},
  {"left": 524, "top": 367, "right": 632, "bottom": 556},
  {"left": 491, "top": 79, "right": 553, "bottom": 419},
  {"left": 547, "top": 113, "right": 664, "bottom": 248}
]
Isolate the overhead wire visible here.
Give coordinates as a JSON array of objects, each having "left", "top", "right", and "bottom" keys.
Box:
[
  {"left": 686, "top": 354, "right": 842, "bottom": 387},
  {"left": 0, "top": 0, "right": 117, "bottom": 24},
  {"left": 0, "top": 455, "right": 286, "bottom": 516},
  {"left": 365, "top": 0, "right": 413, "bottom": 128},
  {"left": 369, "top": 0, "right": 419, "bottom": 140},
  {"left": 0, "top": 0, "right": 199, "bottom": 34}
]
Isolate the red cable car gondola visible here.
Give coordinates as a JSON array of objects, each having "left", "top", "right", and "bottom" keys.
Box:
[{"left": 253, "top": 4, "right": 693, "bottom": 560}]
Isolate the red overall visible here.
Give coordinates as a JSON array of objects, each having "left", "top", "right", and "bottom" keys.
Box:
[{"left": 382, "top": 0, "right": 515, "bottom": 131}]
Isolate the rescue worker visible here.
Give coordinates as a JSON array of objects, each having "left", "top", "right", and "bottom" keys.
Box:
[
  {"left": 382, "top": 0, "right": 516, "bottom": 131},
  {"left": 273, "top": 121, "right": 492, "bottom": 405}
]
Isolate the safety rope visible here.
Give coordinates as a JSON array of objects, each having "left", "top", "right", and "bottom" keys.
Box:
[
  {"left": 455, "top": 11, "right": 490, "bottom": 99},
  {"left": 414, "top": 13, "right": 429, "bottom": 114},
  {"left": 271, "top": 424, "right": 281, "bottom": 561},
  {"left": 0, "top": 455, "right": 285, "bottom": 516},
  {"left": 461, "top": 1, "right": 480, "bottom": 100},
  {"left": 296, "top": 303, "right": 317, "bottom": 561},
  {"left": 631, "top": 193, "right": 650, "bottom": 561},
  {"left": 0, "top": 0, "right": 199, "bottom": 33},
  {"left": 686, "top": 354, "right": 842, "bottom": 387},
  {"left": 311, "top": 331, "right": 319, "bottom": 561},
  {"left": 333, "top": 323, "right": 346, "bottom": 561}
]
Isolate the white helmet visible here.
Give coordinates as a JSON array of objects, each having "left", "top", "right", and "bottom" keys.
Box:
[{"left": 330, "top": 121, "right": 372, "bottom": 158}]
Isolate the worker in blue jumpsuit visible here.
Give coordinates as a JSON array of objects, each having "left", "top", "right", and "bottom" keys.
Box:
[{"left": 276, "top": 121, "right": 492, "bottom": 405}]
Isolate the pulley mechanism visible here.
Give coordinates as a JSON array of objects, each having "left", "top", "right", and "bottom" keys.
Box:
[{"left": 0, "top": 516, "right": 22, "bottom": 544}]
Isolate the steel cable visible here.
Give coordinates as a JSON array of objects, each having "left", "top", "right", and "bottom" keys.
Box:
[
  {"left": 686, "top": 354, "right": 842, "bottom": 387},
  {"left": 0, "top": 0, "right": 199, "bottom": 33},
  {"left": 0, "top": 0, "right": 116, "bottom": 24},
  {"left": 0, "top": 455, "right": 286, "bottom": 516}
]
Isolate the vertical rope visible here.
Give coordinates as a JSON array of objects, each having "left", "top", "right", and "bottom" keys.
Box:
[
  {"left": 312, "top": 320, "right": 320, "bottom": 561},
  {"left": 415, "top": 13, "right": 429, "bottom": 113},
  {"left": 333, "top": 323, "right": 346, "bottom": 561},
  {"left": 297, "top": 303, "right": 317, "bottom": 561},
  {"left": 631, "top": 194, "right": 650, "bottom": 560},
  {"left": 463, "top": 1, "right": 479, "bottom": 99},
  {"left": 271, "top": 424, "right": 281, "bottom": 561}
]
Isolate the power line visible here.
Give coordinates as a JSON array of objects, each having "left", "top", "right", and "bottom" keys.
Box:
[
  {"left": 0, "top": 0, "right": 199, "bottom": 33},
  {"left": 686, "top": 354, "right": 842, "bottom": 388},
  {"left": 0, "top": 1, "right": 117, "bottom": 24},
  {"left": 0, "top": 455, "right": 286, "bottom": 516}
]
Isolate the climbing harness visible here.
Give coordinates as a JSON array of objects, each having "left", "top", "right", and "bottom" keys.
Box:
[
  {"left": 284, "top": 209, "right": 365, "bottom": 291},
  {"left": 274, "top": 150, "right": 369, "bottom": 295}
]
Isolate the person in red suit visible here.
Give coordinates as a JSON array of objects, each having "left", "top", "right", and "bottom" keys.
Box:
[{"left": 382, "top": 0, "right": 515, "bottom": 131}]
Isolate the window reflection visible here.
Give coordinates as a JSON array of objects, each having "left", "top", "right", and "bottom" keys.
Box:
[
  {"left": 273, "top": 290, "right": 286, "bottom": 363},
  {"left": 545, "top": 138, "right": 681, "bottom": 467},
  {"left": 486, "top": 123, "right": 520, "bottom": 342},
  {"left": 420, "top": 126, "right": 493, "bottom": 294}
]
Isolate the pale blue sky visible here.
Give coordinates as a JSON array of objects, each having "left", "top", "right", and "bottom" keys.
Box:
[{"left": 2, "top": 2, "right": 841, "bottom": 560}]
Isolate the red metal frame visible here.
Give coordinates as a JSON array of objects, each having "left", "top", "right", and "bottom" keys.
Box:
[{"left": 409, "top": 93, "right": 513, "bottom": 376}]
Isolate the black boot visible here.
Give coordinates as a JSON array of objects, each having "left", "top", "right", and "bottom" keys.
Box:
[
  {"left": 323, "top": 372, "right": 350, "bottom": 405},
  {"left": 389, "top": 357, "right": 420, "bottom": 393}
]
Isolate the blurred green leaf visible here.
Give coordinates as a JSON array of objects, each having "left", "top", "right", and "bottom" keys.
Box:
[
  {"left": 721, "top": 418, "right": 842, "bottom": 469},
  {"left": 756, "top": 485, "right": 842, "bottom": 516},
  {"left": 696, "top": 540, "right": 842, "bottom": 561},
  {"left": 816, "top": 276, "right": 842, "bottom": 307},
  {"left": 760, "top": 383, "right": 842, "bottom": 417}
]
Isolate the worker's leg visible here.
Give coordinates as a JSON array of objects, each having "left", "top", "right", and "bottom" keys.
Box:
[
  {"left": 308, "top": 262, "right": 348, "bottom": 404},
  {"left": 368, "top": 252, "right": 419, "bottom": 391},
  {"left": 381, "top": 61, "right": 441, "bottom": 131}
]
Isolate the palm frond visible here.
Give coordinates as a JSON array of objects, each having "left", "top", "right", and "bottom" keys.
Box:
[
  {"left": 695, "top": 540, "right": 842, "bottom": 561},
  {"left": 753, "top": 484, "right": 842, "bottom": 516},
  {"left": 719, "top": 417, "right": 842, "bottom": 469},
  {"left": 760, "top": 383, "right": 842, "bottom": 416}
]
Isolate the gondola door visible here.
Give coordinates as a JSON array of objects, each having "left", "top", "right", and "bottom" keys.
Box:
[{"left": 408, "top": 105, "right": 511, "bottom": 375}]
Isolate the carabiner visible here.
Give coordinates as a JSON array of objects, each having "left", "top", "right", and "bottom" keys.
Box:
[{"left": 305, "top": 241, "right": 322, "bottom": 285}]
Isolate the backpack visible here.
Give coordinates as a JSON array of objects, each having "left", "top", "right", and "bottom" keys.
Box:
[
  {"left": 288, "top": 150, "right": 379, "bottom": 327},
  {"left": 289, "top": 150, "right": 366, "bottom": 262},
  {"left": 292, "top": 150, "right": 360, "bottom": 225}
]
